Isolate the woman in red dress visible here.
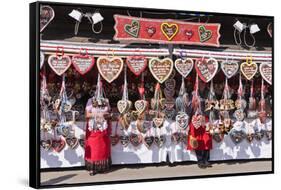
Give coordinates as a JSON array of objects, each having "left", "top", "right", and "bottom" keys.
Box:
[{"left": 188, "top": 114, "right": 212, "bottom": 168}]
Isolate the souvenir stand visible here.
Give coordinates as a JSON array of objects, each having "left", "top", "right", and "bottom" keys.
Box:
[{"left": 39, "top": 5, "right": 272, "bottom": 168}]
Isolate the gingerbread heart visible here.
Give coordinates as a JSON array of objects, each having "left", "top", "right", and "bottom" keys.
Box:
[
  {"left": 134, "top": 100, "right": 148, "bottom": 114},
  {"left": 130, "top": 133, "right": 141, "bottom": 147},
  {"left": 144, "top": 136, "right": 154, "bottom": 148},
  {"left": 126, "top": 56, "right": 147, "bottom": 76},
  {"left": 124, "top": 20, "right": 140, "bottom": 38},
  {"left": 65, "top": 136, "right": 79, "bottom": 149},
  {"left": 153, "top": 117, "right": 164, "bottom": 128},
  {"left": 195, "top": 58, "right": 218, "bottom": 83},
  {"left": 56, "top": 124, "right": 71, "bottom": 137},
  {"left": 230, "top": 130, "right": 246, "bottom": 144},
  {"left": 97, "top": 56, "right": 124, "bottom": 83},
  {"left": 52, "top": 138, "right": 65, "bottom": 152},
  {"left": 221, "top": 61, "right": 239, "bottom": 79},
  {"left": 149, "top": 58, "right": 174, "bottom": 83},
  {"left": 164, "top": 108, "right": 176, "bottom": 120},
  {"left": 174, "top": 58, "right": 194, "bottom": 78},
  {"left": 40, "top": 5, "right": 55, "bottom": 32},
  {"left": 154, "top": 135, "right": 166, "bottom": 148},
  {"left": 176, "top": 112, "right": 189, "bottom": 130},
  {"left": 192, "top": 115, "right": 202, "bottom": 129},
  {"left": 198, "top": 25, "right": 212, "bottom": 43},
  {"left": 72, "top": 55, "right": 95, "bottom": 75},
  {"left": 240, "top": 61, "right": 258, "bottom": 80},
  {"left": 117, "top": 100, "right": 132, "bottom": 114},
  {"left": 79, "top": 138, "right": 85, "bottom": 148},
  {"left": 40, "top": 139, "right": 52, "bottom": 151},
  {"left": 48, "top": 55, "right": 72, "bottom": 76},
  {"left": 161, "top": 23, "right": 179, "bottom": 41},
  {"left": 146, "top": 26, "right": 156, "bottom": 37},
  {"left": 111, "top": 135, "right": 120, "bottom": 146},
  {"left": 212, "top": 132, "right": 224, "bottom": 143},
  {"left": 120, "top": 135, "right": 130, "bottom": 147},
  {"left": 259, "top": 62, "right": 272, "bottom": 85}
]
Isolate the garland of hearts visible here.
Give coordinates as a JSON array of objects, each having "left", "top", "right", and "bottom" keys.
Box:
[
  {"left": 164, "top": 78, "right": 176, "bottom": 120},
  {"left": 118, "top": 65, "right": 132, "bottom": 130}
]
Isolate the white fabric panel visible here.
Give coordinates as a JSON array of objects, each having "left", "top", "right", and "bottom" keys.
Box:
[{"left": 41, "top": 119, "right": 272, "bottom": 168}]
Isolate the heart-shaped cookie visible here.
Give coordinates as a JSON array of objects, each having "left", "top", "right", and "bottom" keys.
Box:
[
  {"left": 117, "top": 100, "right": 132, "bottom": 114},
  {"left": 40, "top": 51, "right": 45, "bottom": 69},
  {"left": 192, "top": 115, "right": 202, "bottom": 129},
  {"left": 40, "top": 139, "right": 52, "bottom": 151},
  {"left": 124, "top": 20, "right": 140, "bottom": 38},
  {"left": 154, "top": 135, "right": 166, "bottom": 148},
  {"left": 146, "top": 26, "right": 156, "bottom": 37},
  {"left": 65, "top": 136, "right": 79, "bottom": 149},
  {"left": 246, "top": 133, "right": 255, "bottom": 142},
  {"left": 240, "top": 61, "right": 258, "bottom": 80},
  {"left": 259, "top": 62, "right": 272, "bottom": 85},
  {"left": 176, "top": 112, "right": 189, "bottom": 130},
  {"left": 97, "top": 56, "right": 124, "bottom": 83},
  {"left": 212, "top": 132, "right": 224, "bottom": 143},
  {"left": 120, "top": 135, "right": 130, "bottom": 147},
  {"left": 111, "top": 135, "right": 120, "bottom": 146},
  {"left": 221, "top": 61, "right": 239, "bottom": 79},
  {"left": 134, "top": 100, "right": 148, "bottom": 114},
  {"left": 195, "top": 58, "right": 218, "bottom": 83},
  {"left": 56, "top": 124, "right": 71, "bottom": 137},
  {"left": 230, "top": 130, "right": 246, "bottom": 144},
  {"left": 48, "top": 55, "right": 72, "bottom": 76},
  {"left": 72, "top": 55, "right": 95, "bottom": 75},
  {"left": 149, "top": 58, "right": 173, "bottom": 83},
  {"left": 198, "top": 25, "right": 212, "bottom": 43},
  {"left": 40, "top": 5, "right": 55, "bottom": 32},
  {"left": 52, "top": 138, "right": 66, "bottom": 152},
  {"left": 130, "top": 133, "right": 141, "bottom": 147},
  {"left": 161, "top": 23, "right": 179, "bottom": 41},
  {"left": 164, "top": 108, "right": 176, "bottom": 120},
  {"left": 174, "top": 58, "right": 194, "bottom": 78},
  {"left": 144, "top": 136, "right": 154, "bottom": 148},
  {"left": 153, "top": 117, "right": 164, "bottom": 128},
  {"left": 126, "top": 56, "right": 147, "bottom": 76},
  {"left": 119, "top": 113, "right": 132, "bottom": 130},
  {"left": 79, "top": 138, "right": 85, "bottom": 148}
]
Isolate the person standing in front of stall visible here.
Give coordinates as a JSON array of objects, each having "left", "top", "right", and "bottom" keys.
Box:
[
  {"left": 187, "top": 76, "right": 212, "bottom": 169},
  {"left": 84, "top": 74, "right": 112, "bottom": 176}
]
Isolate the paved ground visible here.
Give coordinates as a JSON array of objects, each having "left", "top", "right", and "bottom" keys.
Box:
[{"left": 41, "top": 160, "right": 272, "bottom": 186}]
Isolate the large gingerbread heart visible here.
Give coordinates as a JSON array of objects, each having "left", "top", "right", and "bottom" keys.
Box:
[
  {"left": 126, "top": 56, "right": 147, "bottom": 76},
  {"left": 259, "top": 62, "right": 272, "bottom": 85},
  {"left": 52, "top": 138, "right": 66, "bottom": 152},
  {"left": 192, "top": 115, "right": 202, "bottom": 129},
  {"left": 176, "top": 112, "right": 189, "bottom": 130},
  {"left": 161, "top": 23, "right": 179, "bottom": 41},
  {"left": 40, "top": 139, "right": 52, "bottom": 151},
  {"left": 154, "top": 135, "right": 166, "bottom": 148},
  {"left": 198, "top": 25, "right": 212, "bottom": 43},
  {"left": 124, "top": 20, "right": 140, "bottom": 38},
  {"left": 134, "top": 100, "right": 148, "bottom": 114},
  {"left": 174, "top": 58, "right": 194, "bottom": 78},
  {"left": 149, "top": 58, "right": 173, "bottom": 83},
  {"left": 144, "top": 136, "right": 154, "bottom": 148},
  {"left": 72, "top": 55, "right": 95, "bottom": 75},
  {"left": 195, "top": 58, "right": 218, "bottom": 83},
  {"left": 120, "top": 135, "right": 130, "bottom": 147},
  {"left": 153, "top": 117, "right": 165, "bottom": 128},
  {"left": 48, "top": 55, "right": 72, "bottom": 76},
  {"left": 240, "top": 61, "right": 258, "bottom": 80},
  {"left": 221, "top": 61, "right": 239, "bottom": 79},
  {"left": 65, "top": 136, "right": 79, "bottom": 149},
  {"left": 130, "top": 133, "right": 141, "bottom": 147},
  {"left": 97, "top": 56, "right": 124, "bottom": 83},
  {"left": 40, "top": 5, "right": 55, "bottom": 32},
  {"left": 117, "top": 100, "right": 132, "bottom": 114}
]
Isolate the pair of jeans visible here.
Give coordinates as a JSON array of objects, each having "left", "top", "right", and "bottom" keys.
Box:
[{"left": 195, "top": 150, "right": 210, "bottom": 164}]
